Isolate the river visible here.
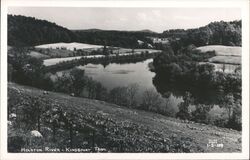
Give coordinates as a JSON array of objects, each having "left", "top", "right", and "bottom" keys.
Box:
[{"left": 55, "top": 57, "right": 226, "bottom": 117}]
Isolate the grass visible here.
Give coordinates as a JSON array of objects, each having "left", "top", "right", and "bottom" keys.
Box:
[
  {"left": 196, "top": 45, "right": 241, "bottom": 70},
  {"left": 34, "top": 48, "right": 75, "bottom": 58},
  {"left": 43, "top": 56, "right": 84, "bottom": 66},
  {"left": 28, "top": 51, "right": 50, "bottom": 59},
  {"left": 208, "top": 56, "right": 241, "bottom": 65},
  {"left": 196, "top": 45, "right": 241, "bottom": 56},
  {"left": 35, "top": 42, "right": 104, "bottom": 51},
  {"left": 8, "top": 82, "right": 242, "bottom": 153}
]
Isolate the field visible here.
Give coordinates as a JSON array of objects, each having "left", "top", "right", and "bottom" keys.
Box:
[
  {"left": 35, "top": 42, "right": 161, "bottom": 66},
  {"left": 8, "top": 83, "right": 242, "bottom": 153},
  {"left": 196, "top": 45, "right": 241, "bottom": 73},
  {"left": 208, "top": 56, "right": 241, "bottom": 65},
  {"left": 34, "top": 48, "right": 76, "bottom": 58},
  {"left": 36, "top": 42, "right": 104, "bottom": 51},
  {"left": 196, "top": 45, "right": 241, "bottom": 56},
  {"left": 28, "top": 51, "right": 50, "bottom": 59},
  {"left": 43, "top": 56, "right": 83, "bottom": 66}
]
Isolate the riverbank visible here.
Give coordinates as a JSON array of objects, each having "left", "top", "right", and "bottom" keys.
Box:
[
  {"left": 43, "top": 49, "right": 161, "bottom": 66},
  {"left": 148, "top": 61, "right": 155, "bottom": 71}
]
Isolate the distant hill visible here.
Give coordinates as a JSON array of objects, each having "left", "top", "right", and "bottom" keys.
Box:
[
  {"left": 163, "top": 20, "right": 242, "bottom": 47},
  {"left": 138, "top": 29, "right": 158, "bottom": 34},
  {"left": 72, "top": 29, "right": 158, "bottom": 48},
  {"left": 72, "top": 29, "right": 157, "bottom": 34},
  {"left": 8, "top": 15, "right": 77, "bottom": 46},
  {"left": 8, "top": 15, "right": 241, "bottom": 48}
]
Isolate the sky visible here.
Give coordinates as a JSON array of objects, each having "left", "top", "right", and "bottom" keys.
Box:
[{"left": 8, "top": 7, "right": 241, "bottom": 33}]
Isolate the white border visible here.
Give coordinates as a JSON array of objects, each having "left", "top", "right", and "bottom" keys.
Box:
[{"left": 1, "top": 0, "right": 249, "bottom": 159}]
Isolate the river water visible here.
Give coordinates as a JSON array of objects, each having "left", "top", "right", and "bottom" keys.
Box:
[
  {"left": 56, "top": 57, "right": 227, "bottom": 117},
  {"left": 76, "top": 58, "right": 182, "bottom": 114}
]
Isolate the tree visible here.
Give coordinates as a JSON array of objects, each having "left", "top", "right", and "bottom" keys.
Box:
[
  {"left": 22, "top": 96, "right": 48, "bottom": 132},
  {"left": 141, "top": 89, "right": 162, "bottom": 111},
  {"left": 176, "top": 92, "right": 193, "bottom": 120},
  {"left": 220, "top": 93, "right": 235, "bottom": 122},
  {"left": 95, "top": 82, "right": 108, "bottom": 101},
  {"left": 191, "top": 104, "right": 212, "bottom": 124},
  {"left": 43, "top": 104, "right": 62, "bottom": 142},
  {"left": 109, "top": 86, "right": 128, "bottom": 106},
  {"left": 54, "top": 68, "right": 87, "bottom": 96},
  {"left": 126, "top": 83, "right": 139, "bottom": 108},
  {"left": 54, "top": 72, "right": 73, "bottom": 93},
  {"left": 9, "top": 47, "right": 45, "bottom": 86},
  {"left": 228, "top": 99, "right": 242, "bottom": 130},
  {"left": 103, "top": 44, "right": 109, "bottom": 56},
  {"left": 86, "top": 78, "right": 97, "bottom": 99},
  {"left": 69, "top": 68, "right": 87, "bottom": 96},
  {"left": 219, "top": 93, "right": 242, "bottom": 130}
]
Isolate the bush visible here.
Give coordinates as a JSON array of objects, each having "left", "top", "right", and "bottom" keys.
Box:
[
  {"left": 140, "top": 89, "right": 163, "bottom": 111},
  {"left": 191, "top": 104, "right": 212, "bottom": 124}
]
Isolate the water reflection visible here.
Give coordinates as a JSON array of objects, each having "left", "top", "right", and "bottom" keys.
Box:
[{"left": 152, "top": 74, "right": 222, "bottom": 105}]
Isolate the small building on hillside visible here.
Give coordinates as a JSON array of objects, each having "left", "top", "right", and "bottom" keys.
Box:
[{"left": 147, "top": 37, "right": 169, "bottom": 44}]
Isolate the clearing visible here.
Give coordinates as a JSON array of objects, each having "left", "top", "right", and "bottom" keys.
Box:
[
  {"left": 35, "top": 42, "right": 104, "bottom": 51},
  {"left": 196, "top": 45, "right": 241, "bottom": 57},
  {"left": 196, "top": 45, "right": 241, "bottom": 73}
]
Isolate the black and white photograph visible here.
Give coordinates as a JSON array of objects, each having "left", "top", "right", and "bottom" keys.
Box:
[{"left": 1, "top": 0, "right": 249, "bottom": 159}]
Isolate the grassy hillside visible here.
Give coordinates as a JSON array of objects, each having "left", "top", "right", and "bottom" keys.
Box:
[
  {"left": 196, "top": 45, "right": 241, "bottom": 66},
  {"left": 8, "top": 83, "right": 241, "bottom": 153}
]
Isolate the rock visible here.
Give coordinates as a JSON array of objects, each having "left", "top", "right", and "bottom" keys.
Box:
[
  {"left": 43, "top": 91, "right": 49, "bottom": 95},
  {"left": 163, "top": 138, "right": 170, "bottom": 143},
  {"left": 172, "top": 134, "right": 177, "bottom": 138},
  {"left": 7, "top": 121, "right": 12, "bottom": 126},
  {"left": 9, "top": 113, "right": 17, "bottom": 119},
  {"left": 30, "top": 130, "right": 43, "bottom": 138}
]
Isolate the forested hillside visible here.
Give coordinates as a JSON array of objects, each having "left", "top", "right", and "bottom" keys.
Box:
[
  {"left": 163, "top": 20, "right": 241, "bottom": 47},
  {"left": 8, "top": 15, "right": 77, "bottom": 46}
]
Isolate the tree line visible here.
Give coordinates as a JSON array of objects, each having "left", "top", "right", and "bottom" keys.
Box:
[{"left": 162, "top": 20, "right": 241, "bottom": 49}]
